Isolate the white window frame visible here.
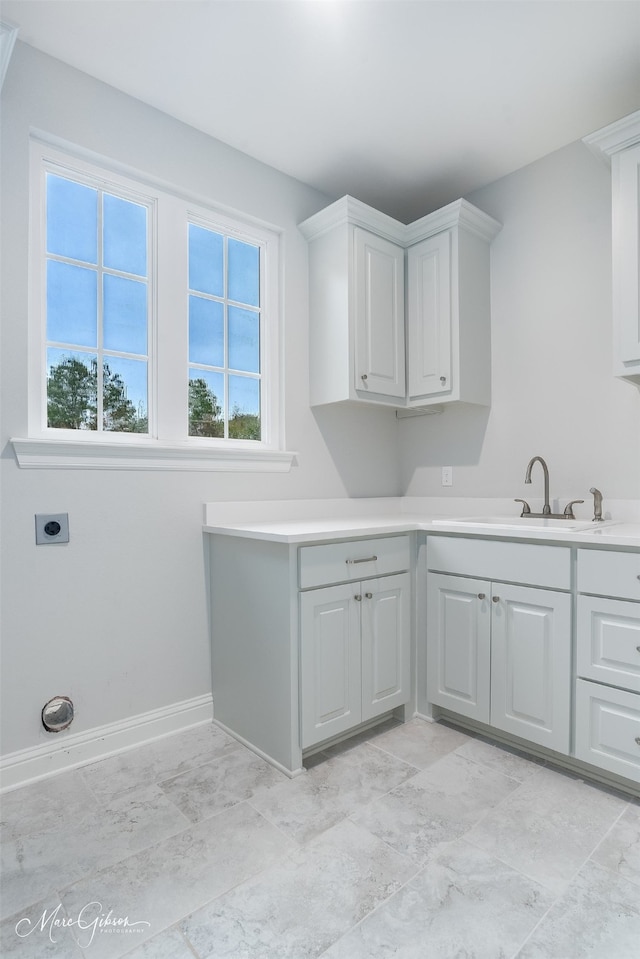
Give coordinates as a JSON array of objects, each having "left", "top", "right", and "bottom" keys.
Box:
[{"left": 13, "top": 138, "right": 294, "bottom": 472}]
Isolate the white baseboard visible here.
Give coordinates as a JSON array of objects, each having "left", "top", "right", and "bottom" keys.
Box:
[{"left": 0, "top": 694, "right": 213, "bottom": 793}]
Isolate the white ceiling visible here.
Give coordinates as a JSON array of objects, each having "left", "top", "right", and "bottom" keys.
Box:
[{"left": 4, "top": 0, "right": 640, "bottom": 221}]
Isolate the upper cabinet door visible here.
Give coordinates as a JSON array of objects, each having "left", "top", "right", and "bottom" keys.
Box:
[
  {"left": 406, "top": 231, "right": 452, "bottom": 399},
  {"left": 615, "top": 143, "right": 640, "bottom": 365},
  {"left": 354, "top": 228, "right": 406, "bottom": 399}
]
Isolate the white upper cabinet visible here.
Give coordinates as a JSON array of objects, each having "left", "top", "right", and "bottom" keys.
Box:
[
  {"left": 299, "top": 196, "right": 406, "bottom": 407},
  {"left": 406, "top": 201, "right": 501, "bottom": 407},
  {"left": 299, "top": 195, "right": 501, "bottom": 410},
  {"left": 584, "top": 111, "right": 640, "bottom": 383}
]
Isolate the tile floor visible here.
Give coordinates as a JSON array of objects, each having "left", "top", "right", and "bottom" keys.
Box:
[{"left": 1, "top": 718, "right": 639, "bottom": 959}]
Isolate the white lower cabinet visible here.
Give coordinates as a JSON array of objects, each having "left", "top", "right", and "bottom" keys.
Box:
[
  {"left": 426, "top": 537, "right": 572, "bottom": 755},
  {"left": 575, "top": 548, "right": 640, "bottom": 783},
  {"left": 301, "top": 572, "right": 410, "bottom": 749}
]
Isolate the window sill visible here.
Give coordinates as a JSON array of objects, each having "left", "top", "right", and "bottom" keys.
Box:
[{"left": 11, "top": 437, "right": 297, "bottom": 472}]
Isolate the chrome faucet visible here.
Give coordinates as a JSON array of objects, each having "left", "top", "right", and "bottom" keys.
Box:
[
  {"left": 525, "top": 456, "right": 551, "bottom": 515},
  {"left": 514, "top": 455, "right": 584, "bottom": 520}
]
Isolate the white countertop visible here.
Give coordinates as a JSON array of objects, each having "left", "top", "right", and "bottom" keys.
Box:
[{"left": 203, "top": 498, "right": 640, "bottom": 549}]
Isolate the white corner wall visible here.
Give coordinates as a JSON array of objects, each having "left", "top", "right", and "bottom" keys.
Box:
[
  {"left": 399, "top": 139, "right": 640, "bottom": 507},
  {"left": 0, "top": 43, "right": 401, "bottom": 763}
]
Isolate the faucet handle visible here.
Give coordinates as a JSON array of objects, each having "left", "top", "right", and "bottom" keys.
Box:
[
  {"left": 514, "top": 498, "right": 531, "bottom": 516},
  {"left": 563, "top": 500, "right": 584, "bottom": 519}
]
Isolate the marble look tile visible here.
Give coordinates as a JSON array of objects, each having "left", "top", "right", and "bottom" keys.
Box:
[
  {"left": 351, "top": 752, "right": 520, "bottom": 865},
  {"left": 591, "top": 803, "right": 640, "bottom": 887},
  {"left": 323, "top": 838, "right": 555, "bottom": 959},
  {"left": 59, "top": 802, "right": 292, "bottom": 959},
  {"left": 454, "top": 736, "right": 545, "bottom": 783},
  {"left": 181, "top": 818, "right": 418, "bottom": 959},
  {"left": 465, "top": 765, "right": 628, "bottom": 894},
  {"left": 250, "top": 742, "right": 418, "bottom": 843},
  {"left": 517, "top": 861, "right": 640, "bottom": 958},
  {"left": 103, "top": 925, "right": 195, "bottom": 959},
  {"left": 0, "top": 897, "right": 84, "bottom": 958},
  {"left": 345, "top": 718, "right": 472, "bottom": 770},
  {"left": 0, "top": 784, "right": 189, "bottom": 921},
  {"left": 0, "top": 769, "right": 99, "bottom": 841},
  {"left": 79, "top": 723, "right": 241, "bottom": 801},
  {"left": 159, "top": 748, "right": 285, "bottom": 822}
]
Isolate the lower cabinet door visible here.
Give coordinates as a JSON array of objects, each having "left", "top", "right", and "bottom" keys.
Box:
[
  {"left": 575, "top": 678, "right": 640, "bottom": 783},
  {"left": 361, "top": 573, "right": 410, "bottom": 722},
  {"left": 300, "top": 583, "right": 361, "bottom": 748},
  {"left": 490, "top": 584, "right": 571, "bottom": 754},
  {"left": 427, "top": 573, "right": 491, "bottom": 722}
]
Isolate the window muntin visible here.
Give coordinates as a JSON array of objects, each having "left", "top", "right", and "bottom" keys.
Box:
[
  {"left": 187, "top": 223, "right": 262, "bottom": 440},
  {"left": 44, "top": 171, "right": 150, "bottom": 434}
]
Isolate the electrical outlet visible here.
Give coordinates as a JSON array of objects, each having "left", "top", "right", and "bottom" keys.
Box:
[
  {"left": 35, "top": 513, "right": 69, "bottom": 545},
  {"left": 441, "top": 466, "right": 453, "bottom": 487}
]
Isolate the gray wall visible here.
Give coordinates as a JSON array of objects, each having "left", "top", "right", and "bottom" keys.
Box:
[
  {"left": 399, "top": 140, "right": 640, "bottom": 505},
  {"left": 0, "top": 43, "right": 400, "bottom": 756}
]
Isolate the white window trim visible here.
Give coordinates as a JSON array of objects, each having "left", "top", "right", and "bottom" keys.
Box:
[{"left": 15, "top": 137, "right": 296, "bottom": 472}]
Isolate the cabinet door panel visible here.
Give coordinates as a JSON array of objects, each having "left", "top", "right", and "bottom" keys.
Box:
[
  {"left": 407, "top": 231, "right": 451, "bottom": 398},
  {"left": 615, "top": 143, "right": 640, "bottom": 363},
  {"left": 577, "top": 595, "right": 640, "bottom": 693},
  {"left": 491, "top": 584, "right": 571, "bottom": 753},
  {"left": 354, "top": 228, "right": 405, "bottom": 398},
  {"left": 361, "top": 573, "right": 410, "bottom": 721},
  {"left": 427, "top": 574, "right": 491, "bottom": 722},
  {"left": 300, "top": 584, "right": 361, "bottom": 748}
]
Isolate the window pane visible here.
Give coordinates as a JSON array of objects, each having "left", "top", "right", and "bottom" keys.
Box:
[
  {"left": 103, "top": 274, "right": 148, "bottom": 355},
  {"left": 189, "top": 224, "right": 223, "bottom": 297},
  {"left": 47, "top": 260, "right": 97, "bottom": 348},
  {"left": 189, "top": 295, "right": 224, "bottom": 367},
  {"left": 228, "top": 237, "right": 259, "bottom": 306},
  {"left": 228, "top": 306, "right": 259, "bottom": 373},
  {"left": 103, "top": 356, "right": 148, "bottom": 433},
  {"left": 46, "top": 174, "right": 97, "bottom": 264},
  {"left": 189, "top": 369, "right": 225, "bottom": 437},
  {"left": 229, "top": 374, "right": 260, "bottom": 440},
  {"left": 46, "top": 348, "right": 97, "bottom": 430},
  {"left": 103, "top": 193, "right": 147, "bottom": 277}
]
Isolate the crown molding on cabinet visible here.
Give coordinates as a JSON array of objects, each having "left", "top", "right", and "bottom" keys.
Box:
[{"left": 583, "top": 109, "right": 640, "bottom": 162}]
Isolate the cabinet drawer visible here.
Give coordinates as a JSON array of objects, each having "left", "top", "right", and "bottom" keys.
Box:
[
  {"left": 426, "top": 536, "right": 570, "bottom": 590},
  {"left": 575, "top": 679, "right": 640, "bottom": 783},
  {"left": 577, "top": 596, "right": 640, "bottom": 693},
  {"left": 299, "top": 535, "right": 410, "bottom": 588},
  {"left": 578, "top": 549, "right": 640, "bottom": 600}
]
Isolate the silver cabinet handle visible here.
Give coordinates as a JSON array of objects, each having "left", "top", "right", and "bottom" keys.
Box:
[
  {"left": 346, "top": 556, "right": 377, "bottom": 565},
  {"left": 440, "top": 376, "right": 446, "bottom": 384},
  {"left": 492, "top": 596, "right": 500, "bottom": 603},
  {"left": 354, "top": 594, "right": 362, "bottom": 602},
  {"left": 361, "top": 374, "right": 368, "bottom": 381},
  {"left": 365, "top": 592, "right": 373, "bottom": 599},
  {"left": 477, "top": 593, "right": 486, "bottom": 600}
]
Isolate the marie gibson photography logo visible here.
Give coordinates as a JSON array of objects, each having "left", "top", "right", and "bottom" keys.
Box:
[{"left": 15, "top": 901, "right": 151, "bottom": 949}]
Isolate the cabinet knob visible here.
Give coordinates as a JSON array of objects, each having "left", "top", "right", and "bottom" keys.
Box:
[
  {"left": 361, "top": 374, "right": 368, "bottom": 381},
  {"left": 635, "top": 737, "right": 640, "bottom": 747},
  {"left": 440, "top": 376, "right": 446, "bottom": 384},
  {"left": 477, "top": 593, "right": 486, "bottom": 600},
  {"left": 492, "top": 596, "right": 500, "bottom": 603},
  {"left": 636, "top": 646, "right": 640, "bottom": 654},
  {"left": 365, "top": 592, "right": 373, "bottom": 599},
  {"left": 354, "top": 594, "right": 362, "bottom": 602}
]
